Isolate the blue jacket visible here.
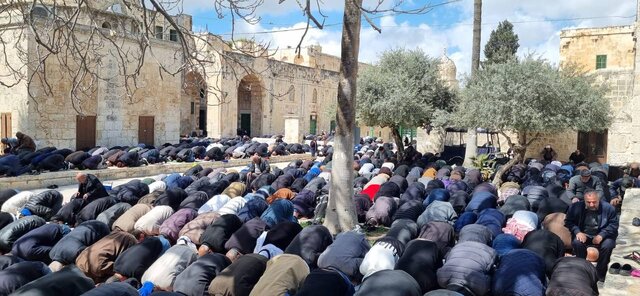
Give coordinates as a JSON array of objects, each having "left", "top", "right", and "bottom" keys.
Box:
[
  {"left": 564, "top": 200, "right": 618, "bottom": 240},
  {"left": 492, "top": 249, "right": 546, "bottom": 296}
]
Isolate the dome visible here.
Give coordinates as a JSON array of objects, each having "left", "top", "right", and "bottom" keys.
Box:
[{"left": 438, "top": 48, "right": 457, "bottom": 89}]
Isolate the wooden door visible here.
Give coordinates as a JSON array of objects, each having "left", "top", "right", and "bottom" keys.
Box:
[
  {"left": 138, "top": 116, "right": 155, "bottom": 146},
  {"left": 578, "top": 130, "right": 608, "bottom": 163},
  {"left": 1, "top": 113, "right": 11, "bottom": 154},
  {"left": 309, "top": 116, "right": 317, "bottom": 135},
  {"left": 76, "top": 115, "right": 96, "bottom": 151}
]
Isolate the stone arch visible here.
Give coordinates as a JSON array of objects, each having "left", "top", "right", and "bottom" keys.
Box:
[
  {"left": 237, "top": 74, "right": 264, "bottom": 137},
  {"left": 101, "top": 21, "right": 112, "bottom": 29},
  {"left": 184, "top": 71, "right": 207, "bottom": 136}
]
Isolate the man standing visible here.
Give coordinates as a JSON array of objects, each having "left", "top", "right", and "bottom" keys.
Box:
[
  {"left": 309, "top": 138, "right": 318, "bottom": 157},
  {"left": 567, "top": 169, "right": 604, "bottom": 203},
  {"left": 565, "top": 190, "right": 618, "bottom": 281}
]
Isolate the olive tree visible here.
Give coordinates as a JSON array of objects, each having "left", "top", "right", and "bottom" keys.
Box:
[
  {"left": 454, "top": 57, "right": 611, "bottom": 185},
  {"left": 356, "top": 48, "right": 456, "bottom": 160}
]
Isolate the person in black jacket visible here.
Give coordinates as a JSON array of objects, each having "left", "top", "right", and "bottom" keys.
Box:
[
  {"left": 74, "top": 173, "right": 109, "bottom": 202},
  {"left": 564, "top": 189, "right": 618, "bottom": 281}
]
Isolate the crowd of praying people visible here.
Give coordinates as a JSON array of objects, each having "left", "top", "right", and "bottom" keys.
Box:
[
  {"left": 0, "top": 133, "right": 319, "bottom": 178},
  {"left": 0, "top": 136, "right": 634, "bottom": 296}
]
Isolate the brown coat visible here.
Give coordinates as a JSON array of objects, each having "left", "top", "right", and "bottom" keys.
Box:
[
  {"left": 266, "top": 188, "right": 296, "bottom": 204},
  {"left": 543, "top": 212, "right": 572, "bottom": 250},
  {"left": 178, "top": 212, "right": 221, "bottom": 245},
  {"left": 75, "top": 231, "right": 137, "bottom": 283},
  {"left": 112, "top": 203, "right": 153, "bottom": 232},
  {"left": 15, "top": 132, "right": 36, "bottom": 151}
]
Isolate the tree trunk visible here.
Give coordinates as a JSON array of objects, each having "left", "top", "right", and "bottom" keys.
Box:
[
  {"left": 391, "top": 126, "right": 405, "bottom": 161},
  {"left": 324, "top": 0, "right": 362, "bottom": 235},
  {"left": 463, "top": 0, "right": 482, "bottom": 167},
  {"left": 492, "top": 133, "right": 528, "bottom": 187}
]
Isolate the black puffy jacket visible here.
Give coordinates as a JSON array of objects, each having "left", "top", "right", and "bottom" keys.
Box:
[
  {"left": 23, "top": 190, "right": 63, "bottom": 220},
  {"left": 0, "top": 216, "right": 46, "bottom": 253},
  {"left": 112, "top": 180, "right": 150, "bottom": 205}
]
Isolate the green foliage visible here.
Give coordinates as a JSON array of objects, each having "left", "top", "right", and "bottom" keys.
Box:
[
  {"left": 356, "top": 48, "right": 456, "bottom": 130},
  {"left": 470, "top": 153, "right": 495, "bottom": 180},
  {"left": 454, "top": 57, "right": 612, "bottom": 144},
  {"left": 484, "top": 20, "right": 519, "bottom": 65}
]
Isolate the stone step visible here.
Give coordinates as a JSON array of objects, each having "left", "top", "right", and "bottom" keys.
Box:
[
  {"left": 0, "top": 154, "right": 314, "bottom": 191},
  {"left": 601, "top": 188, "right": 640, "bottom": 295}
]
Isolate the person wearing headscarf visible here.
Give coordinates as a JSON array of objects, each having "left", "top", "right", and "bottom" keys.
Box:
[
  {"left": 224, "top": 217, "right": 269, "bottom": 258},
  {"left": 317, "top": 231, "right": 370, "bottom": 282},
  {"left": 355, "top": 269, "right": 421, "bottom": 296},
  {"left": 249, "top": 254, "right": 310, "bottom": 296},
  {"left": 437, "top": 241, "right": 497, "bottom": 296},
  {"left": 208, "top": 253, "right": 268, "bottom": 296},
  {"left": 502, "top": 210, "right": 537, "bottom": 241},
  {"left": 418, "top": 221, "right": 455, "bottom": 256},
  {"left": 395, "top": 239, "right": 442, "bottom": 294},
  {"left": 75, "top": 231, "right": 137, "bottom": 283},
  {"left": 10, "top": 265, "right": 94, "bottom": 296},
  {"left": 491, "top": 249, "right": 546, "bottom": 296},
  {"left": 546, "top": 257, "right": 599, "bottom": 296},
  {"left": 198, "top": 214, "right": 243, "bottom": 256},
  {"left": 49, "top": 220, "right": 109, "bottom": 267},
  {"left": 260, "top": 199, "right": 297, "bottom": 228},
  {"left": 0, "top": 261, "right": 50, "bottom": 295},
  {"left": 284, "top": 225, "right": 333, "bottom": 269},
  {"left": 11, "top": 223, "right": 67, "bottom": 263},
  {"left": 112, "top": 236, "right": 169, "bottom": 282},
  {"left": 112, "top": 203, "right": 153, "bottom": 232},
  {"left": 173, "top": 253, "right": 231, "bottom": 296},
  {"left": 141, "top": 244, "right": 198, "bottom": 292}
]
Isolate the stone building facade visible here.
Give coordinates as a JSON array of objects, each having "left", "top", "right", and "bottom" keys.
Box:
[
  {"left": 542, "top": 13, "right": 639, "bottom": 165},
  {"left": 0, "top": 1, "right": 344, "bottom": 150}
]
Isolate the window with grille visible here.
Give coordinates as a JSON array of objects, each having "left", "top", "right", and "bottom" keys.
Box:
[
  {"left": 170, "top": 29, "right": 178, "bottom": 42},
  {"left": 155, "top": 26, "right": 163, "bottom": 39},
  {"left": 596, "top": 55, "right": 607, "bottom": 69}
]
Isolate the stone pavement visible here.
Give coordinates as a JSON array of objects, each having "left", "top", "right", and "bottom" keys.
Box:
[
  {"left": 0, "top": 154, "right": 313, "bottom": 192},
  {"left": 601, "top": 188, "right": 640, "bottom": 295}
]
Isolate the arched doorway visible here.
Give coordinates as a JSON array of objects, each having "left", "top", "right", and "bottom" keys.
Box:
[
  {"left": 184, "top": 71, "right": 207, "bottom": 136},
  {"left": 237, "top": 75, "right": 263, "bottom": 137}
]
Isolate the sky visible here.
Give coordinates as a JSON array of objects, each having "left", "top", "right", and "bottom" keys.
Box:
[{"left": 176, "top": 0, "right": 637, "bottom": 78}]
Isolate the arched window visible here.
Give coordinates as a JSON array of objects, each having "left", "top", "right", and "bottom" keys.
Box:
[
  {"left": 312, "top": 88, "right": 318, "bottom": 104},
  {"left": 289, "top": 85, "right": 295, "bottom": 102},
  {"left": 101, "top": 22, "right": 112, "bottom": 29}
]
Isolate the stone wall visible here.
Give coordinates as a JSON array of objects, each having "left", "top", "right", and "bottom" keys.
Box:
[
  {"left": 560, "top": 25, "right": 635, "bottom": 72},
  {"left": 0, "top": 28, "right": 29, "bottom": 140},
  {"left": 524, "top": 131, "right": 578, "bottom": 162}
]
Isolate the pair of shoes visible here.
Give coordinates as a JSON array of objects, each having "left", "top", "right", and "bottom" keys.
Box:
[
  {"left": 610, "top": 263, "right": 634, "bottom": 276},
  {"left": 623, "top": 251, "right": 640, "bottom": 264},
  {"left": 633, "top": 217, "right": 640, "bottom": 227}
]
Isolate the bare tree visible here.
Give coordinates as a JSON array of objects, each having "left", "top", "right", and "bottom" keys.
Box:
[{"left": 463, "top": 0, "right": 481, "bottom": 167}]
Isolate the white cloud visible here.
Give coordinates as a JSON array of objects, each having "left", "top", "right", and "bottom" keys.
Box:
[{"left": 192, "top": 0, "right": 638, "bottom": 77}]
